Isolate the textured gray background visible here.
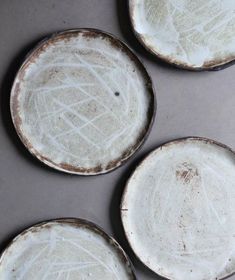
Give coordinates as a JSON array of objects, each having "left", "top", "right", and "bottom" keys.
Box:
[{"left": 0, "top": 0, "right": 235, "bottom": 279}]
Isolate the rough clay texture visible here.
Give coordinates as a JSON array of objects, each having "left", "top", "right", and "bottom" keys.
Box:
[
  {"left": 121, "top": 138, "right": 235, "bottom": 280},
  {"left": 130, "top": 0, "right": 235, "bottom": 68},
  {"left": 11, "top": 31, "right": 152, "bottom": 174},
  {"left": 0, "top": 221, "right": 134, "bottom": 279}
]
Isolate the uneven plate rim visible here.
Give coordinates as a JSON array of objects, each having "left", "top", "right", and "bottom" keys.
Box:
[
  {"left": 121, "top": 136, "right": 235, "bottom": 280},
  {"left": 10, "top": 28, "right": 156, "bottom": 175},
  {"left": 128, "top": 0, "right": 235, "bottom": 71},
  {"left": 0, "top": 218, "right": 137, "bottom": 279}
]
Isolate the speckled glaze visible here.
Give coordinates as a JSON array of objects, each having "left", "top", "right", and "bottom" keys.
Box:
[
  {"left": 129, "top": 0, "right": 235, "bottom": 70},
  {"left": 121, "top": 137, "right": 235, "bottom": 280},
  {"left": 10, "top": 29, "right": 155, "bottom": 175},
  {"left": 0, "top": 219, "right": 136, "bottom": 280}
]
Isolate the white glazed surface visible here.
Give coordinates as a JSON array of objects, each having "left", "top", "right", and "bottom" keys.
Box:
[
  {"left": 0, "top": 221, "right": 133, "bottom": 279},
  {"left": 130, "top": 0, "right": 235, "bottom": 68},
  {"left": 121, "top": 138, "right": 235, "bottom": 280},
  {"left": 11, "top": 30, "right": 152, "bottom": 174}
]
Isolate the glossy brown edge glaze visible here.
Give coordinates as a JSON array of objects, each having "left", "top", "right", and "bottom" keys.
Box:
[
  {"left": 120, "top": 136, "right": 235, "bottom": 280},
  {"left": 128, "top": 0, "right": 235, "bottom": 71},
  {"left": 0, "top": 218, "right": 137, "bottom": 279},
  {"left": 10, "top": 28, "right": 156, "bottom": 175}
]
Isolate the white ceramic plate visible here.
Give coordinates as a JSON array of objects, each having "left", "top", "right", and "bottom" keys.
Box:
[
  {"left": 11, "top": 29, "right": 155, "bottom": 175},
  {"left": 0, "top": 219, "right": 136, "bottom": 280},
  {"left": 129, "top": 0, "right": 235, "bottom": 70},
  {"left": 121, "top": 137, "right": 235, "bottom": 280}
]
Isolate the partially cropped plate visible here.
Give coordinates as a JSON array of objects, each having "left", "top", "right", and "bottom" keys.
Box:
[
  {"left": 11, "top": 29, "right": 155, "bottom": 175},
  {"left": 129, "top": 0, "right": 235, "bottom": 70},
  {"left": 0, "top": 219, "right": 136, "bottom": 279},
  {"left": 121, "top": 137, "right": 235, "bottom": 280}
]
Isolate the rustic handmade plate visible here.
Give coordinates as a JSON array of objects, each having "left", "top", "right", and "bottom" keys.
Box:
[
  {"left": 11, "top": 29, "right": 155, "bottom": 175},
  {"left": 129, "top": 0, "right": 235, "bottom": 70},
  {"left": 0, "top": 218, "right": 136, "bottom": 279},
  {"left": 121, "top": 137, "right": 235, "bottom": 280}
]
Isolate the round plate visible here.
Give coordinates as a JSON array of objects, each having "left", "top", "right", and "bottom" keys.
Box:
[
  {"left": 129, "top": 0, "right": 235, "bottom": 70},
  {"left": 0, "top": 218, "right": 136, "bottom": 279},
  {"left": 11, "top": 29, "right": 155, "bottom": 175},
  {"left": 121, "top": 137, "right": 235, "bottom": 280}
]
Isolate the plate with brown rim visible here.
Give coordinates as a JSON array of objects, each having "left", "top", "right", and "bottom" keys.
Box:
[
  {"left": 129, "top": 0, "right": 235, "bottom": 70},
  {"left": 11, "top": 29, "right": 155, "bottom": 175},
  {"left": 121, "top": 137, "right": 235, "bottom": 280},
  {"left": 0, "top": 218, "right": 136, "bottom": 279}
]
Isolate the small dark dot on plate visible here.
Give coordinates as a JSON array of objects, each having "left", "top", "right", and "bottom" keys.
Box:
[{"left": 114, "top": 92, "right": 120, "bottom": 96}]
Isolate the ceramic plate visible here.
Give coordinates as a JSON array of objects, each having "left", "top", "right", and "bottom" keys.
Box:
[
  {"left": 121, "top": 137, "right": 235, "bottom": 280},
  {"left": 129, "top": 0, "right": 235, "bottom": 70},
  {"left": 0, "top": 218, "right": 136, "bottom": 279},
  {"left": 11, "top": 29, "right": 155, "bottom": 175}
]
